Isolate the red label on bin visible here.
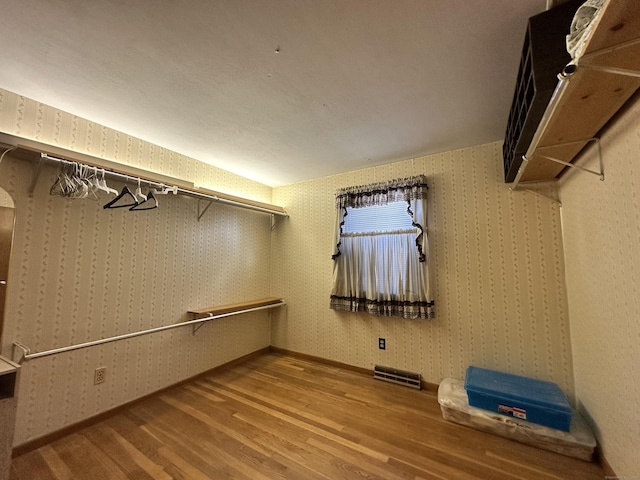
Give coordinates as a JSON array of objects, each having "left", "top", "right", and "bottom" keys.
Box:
[{"left": 498, "top": 404, "right": 527, "bottom": 420}]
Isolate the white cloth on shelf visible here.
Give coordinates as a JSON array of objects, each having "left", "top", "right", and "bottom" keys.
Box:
[{"left": 566, "top": 0, "right": 605, "bottom": 61}]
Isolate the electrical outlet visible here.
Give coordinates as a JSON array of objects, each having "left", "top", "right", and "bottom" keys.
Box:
[
  {"left": 378, "top": 338, "right": 386, "bottom": 350},
  {"left": 94, "top": 367, "right": 106, "bottom": 385}
]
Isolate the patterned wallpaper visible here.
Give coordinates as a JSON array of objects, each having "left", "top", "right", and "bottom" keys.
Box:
[
  {"left": 558, "top": 94, "right": 640, "bottom": 476},
  {"left": 0, "top": 89, "right": 275, "bottom": 445},
  {"left": 0, "top": 88, "right": 273, "bottom": 204},
  {"left": 271, "top": 143, "right": 575, "bottom": 398},
  {"left": 0, "top": 87, "right": 588, "bottom": 459}
]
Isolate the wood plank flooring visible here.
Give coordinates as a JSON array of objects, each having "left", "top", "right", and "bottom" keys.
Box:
[{"left": 10, "top": 353, "right": 605, "bottom": 479}]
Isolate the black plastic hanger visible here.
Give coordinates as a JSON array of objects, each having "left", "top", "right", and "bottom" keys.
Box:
[
  {"left": 129, "top": 190, "right": 158, "bottom": 211},
  {"left": 103, "top": 185, "right": 138, "bottom": 209}
]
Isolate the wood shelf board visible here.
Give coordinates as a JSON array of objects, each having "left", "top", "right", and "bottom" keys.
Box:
[
  {"left": 11, "top": 140, "right": 194, "bottom": 191},
  {"left": 0, "top": 132, "right": 286, "bottom": 216},
  {"left": 545, "top": 72, "right": 639, "bottom": 144},
  {"left": 0, "top": 359, "right": 18, "bottom": 376},
  {"left": 516, "top": 0, "right": 640, "bottom": 184},
  {"left": 188, "top": 297, "right": 284, "bottom": 319},
  {"left": 582, "top": 0, "right": 640, "bottom": 58},
  {"left": 520, "top": 69, "right": 640, "bottom": 182},
  {"left": 590, "top": 44, "right": 640, "bottom": 71},
  {"left": 191, "top": 187, "right": 286, "bottom": 215}
]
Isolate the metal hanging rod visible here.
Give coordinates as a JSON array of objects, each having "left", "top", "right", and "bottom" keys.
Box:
[
  {"left": 40, "top": 153, "right": 288, "bottom": 217},
  {"left": 511, "top": 67, "right": 575, "bottom": 191},
  {"left": 12, "top": 300, "right": 286, "bottom": 364},
  {"left": 41, "top": 153, "right": 174, "bottom": 191}
]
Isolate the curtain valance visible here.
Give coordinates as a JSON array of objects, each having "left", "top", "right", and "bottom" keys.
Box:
[{"left": 334, "top": 176, "right": 428, "bottom": 210}]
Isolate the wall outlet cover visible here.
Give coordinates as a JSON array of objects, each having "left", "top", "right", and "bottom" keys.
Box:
[{"left": 94, "top": 367, "right": 106, "bottom": 385}]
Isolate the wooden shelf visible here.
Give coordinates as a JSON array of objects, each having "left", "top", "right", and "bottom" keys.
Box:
[
  {"left": 518, "top": 0, "right": 640, "bottom": 183},
  {"left": 503, "top": 0, "right": 581, "bottom": 183},
  {"left": 188, "top": 297, "right": 284, "bottom": 320},
  {"left": 0, "top": 132, "right": 287, "bottom": 217}
]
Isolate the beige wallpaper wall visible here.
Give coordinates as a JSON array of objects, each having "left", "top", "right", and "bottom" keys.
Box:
[
  {"left": 0, "top": 88, "right": 273, "bottom": 204},
  {"left": 0, "top": 86, "right": 594, "bottom": 463},
  {"left": 558, "top": 95, "right": 640, "bottom": 476},
  {"left": 0, "top": 89, "right": 275, "bottom": 446},
  {"left": 271, "top": 142, "right": 575, "bottom": 397}
]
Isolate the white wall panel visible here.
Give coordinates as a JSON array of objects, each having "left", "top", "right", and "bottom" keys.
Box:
[{"left": 559, "top": 95, "right": 640, "bottom": 476}]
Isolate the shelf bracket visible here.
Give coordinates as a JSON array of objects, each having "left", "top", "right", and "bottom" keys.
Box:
[
  {"left": 511, "top": 137, "right": 603, "bottom": 203},
  {"left": 578, "top": 37, "right": 640, "bottom": 79},
  {"left": 579, "top": 63, "right": 640, "bottom": 79},
  {"left": 12, "top": 342, "right": 29, "bottom": 365},
  {"left": 513, "top": 137, "right": 604, "bottom": 193},
  {"left": 270, "top": 212, "right": 287, "bottom": 230},
  {"left": 192, "top": 322, "right": 206, "bottom": 335},
  {"left": 27, "top": 153, "right": 46, "bottom": 197},
  {"left": 535, "top": 137, "right": 604, "bottom": 181},
  {"left": 197, "top": 198, "right": 213, "bottom": 221},
  {"left": 511, "top": 186, "right": 562, "bottom": 207}
]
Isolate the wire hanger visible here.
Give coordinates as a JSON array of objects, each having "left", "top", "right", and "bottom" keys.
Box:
[
  {"left": 130, "top": 189, "right": 158, "bottom": 211},
  {"left": 50, "top": 161, "right": 91, "bottom": 198},
  {"left": 90, "top": 166, "right": 102, "bottom": 192},
  {"left": 103, "top": 185, "right": 138, "bottom": 209}
]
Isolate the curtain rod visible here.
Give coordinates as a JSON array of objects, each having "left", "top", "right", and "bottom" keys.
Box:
[{"left": 39, "top": 153, "right": 288, "bottom": 217}]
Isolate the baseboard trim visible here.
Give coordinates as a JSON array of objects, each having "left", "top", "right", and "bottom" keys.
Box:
[
  {"left": 269, "top": 346, "right": 439, "bottom": 393},
  {"left": 595, "top": 446, "right": 617, "bottom": 477},
  {"left": 11, "top": 346, "right": 270, "bottom": 458},
  {"left": 269, "top": 346, "right": 371, "bottom": 376}
]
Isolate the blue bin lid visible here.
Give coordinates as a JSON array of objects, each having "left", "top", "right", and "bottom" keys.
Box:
[{"left": 464, "top": 366, "right": 572, "bottom": 414}]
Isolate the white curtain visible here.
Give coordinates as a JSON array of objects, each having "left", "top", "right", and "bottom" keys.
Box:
[{"left": 330, "top": 176, "right": 434, "bottom": 319}]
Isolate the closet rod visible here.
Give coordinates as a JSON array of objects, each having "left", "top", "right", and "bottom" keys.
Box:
[
  {"left": 12, "top": 300, "right": 286, "bottom": 364},
  {"left": 41, "top": 154, "right": 288, "bottom": 217}
]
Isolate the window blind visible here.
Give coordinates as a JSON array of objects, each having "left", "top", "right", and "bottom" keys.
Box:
[{"left": 342, "top": 201, "right": 414, "bottom": 234}]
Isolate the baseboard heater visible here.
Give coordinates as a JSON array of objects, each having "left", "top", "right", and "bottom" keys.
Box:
[{"left": 373, "top": 365, "right": 421, "bottom": 390}]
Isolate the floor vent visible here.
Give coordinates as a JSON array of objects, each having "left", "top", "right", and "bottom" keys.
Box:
[{"left": 373, "top": 365, "right": 422, "bottom": 390}]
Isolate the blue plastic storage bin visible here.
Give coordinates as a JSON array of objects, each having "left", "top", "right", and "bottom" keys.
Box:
[{"left": 464, "top": 366, "right": 573, "bottom": 432}]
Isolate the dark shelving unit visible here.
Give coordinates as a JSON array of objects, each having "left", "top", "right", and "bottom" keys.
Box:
[{"left": 503, "top": 0, "right": 583, "bottom": 183}]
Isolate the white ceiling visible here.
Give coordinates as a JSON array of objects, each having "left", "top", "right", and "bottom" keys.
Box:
[{"left": 0, "top": 0, "right": 546, "bottom": 187}]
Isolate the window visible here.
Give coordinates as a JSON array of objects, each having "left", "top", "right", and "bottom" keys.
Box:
[
  {"left": 343, "top": 202, "right": 414, "bottom": 233},
  {"left": 330, "top": 176, "right": 434, "bottom": 319}
]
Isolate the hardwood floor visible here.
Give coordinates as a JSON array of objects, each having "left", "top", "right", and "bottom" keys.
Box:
[{"left": 10, "top": 353, "right": 605, "bottom": 479}]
